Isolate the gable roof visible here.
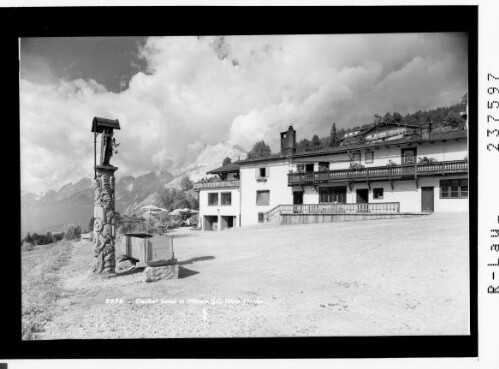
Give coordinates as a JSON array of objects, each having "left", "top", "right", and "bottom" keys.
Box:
[
  {"left": 206, "top": 163, "right": 240, "bottom": 175},
  {"left": 340, "top": 129, "right": 365, "bottom": 141},
  {"left": 362, "top": 121, "right": 419, "bottom": 135},
  {"left": 91, "top": 117, "right": 121, "bottom": 132},
  {"left": 235, "top": 128, "right": 467, "bottom": 165},
  {"left": 234, "top": 152, "right": 288, "bottom": 165}
]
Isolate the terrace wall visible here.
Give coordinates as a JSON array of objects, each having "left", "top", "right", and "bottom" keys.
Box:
[{"left": 329, "top": 175, "right": 468, "bottom": 212}]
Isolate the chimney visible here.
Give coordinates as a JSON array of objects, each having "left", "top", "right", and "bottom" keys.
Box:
[
  {"left": 421, "top": 121, "right": 432, "bottom": 141},
  {"left": 280, "top": 125, "right": 296, "bottom": 156}
]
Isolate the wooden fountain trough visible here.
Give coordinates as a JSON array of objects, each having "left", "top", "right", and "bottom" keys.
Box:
[{"left": 118, "top": 232, "right": 176, "bottom": 268}]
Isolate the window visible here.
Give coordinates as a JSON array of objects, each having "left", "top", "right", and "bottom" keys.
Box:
[
  {"left": 319, "top": 162, "right": 330, "bottom": 171},
  {"left": 221, "top": 192, "right": 232, "bottom": 206},
  {"left": 402, "top": 147, "right": 417, "bottom": 164},
  {"left": 373, "top": 188, "right": 384, "bottom": 199},
  {"left": 305, "top": 164, "right": 314, "bottom": 172},
  {"left": 256, "top": 167, "right": 268, "bottom": 181},
  {"left": 319, "top": 187, "right": 347, "bottom": 204},
  {"left": 297, "top": 164, "right": 305, "bottom": 173},
  {"left": 440, "top": 179, "right": 468, "bottom": 199},
  {"left": 351, "top": 152, "right": 361, "bottom": 164},
  {"left": 208, "top": 193, "right": 219, "bottom": 206},
  {"left": 365, "top": 151, "right": 374, "bottom": 164},
  {"left": 256, "top": 190, "right": 270, "bottom": 206},
  {"left": 256, "top": 167, "right": 267, "bottom": 178},
  {"left": 258, "top": 212, "right": 265, "bottom": 223}
]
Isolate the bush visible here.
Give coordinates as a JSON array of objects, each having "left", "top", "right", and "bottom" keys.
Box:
[
  {"left": 26, "top": 232, "right": 55, "bottom": 246},
  {"left": 64, "top": 224, "right": 81, "bottom": 240},
  {"left": 418, "top": 156, "right": 437, "bottom": 164},
  {"left": 22, "top": 242, "right": 34, "bottom": 252},
  {"left": 180, "top": 176, "right": 194, "bottom": 191},
  {"left": 246, "top": 140, "right": 272, "bottom": 159},
  {"left": 53, "top": 232, "right": 65, "bottom": 242},
  {"left": 24, "top": 232, "right": 33, "bottom": 244},
  {"left": 349, "top": 162, "right": 365, "bottom": 170}
]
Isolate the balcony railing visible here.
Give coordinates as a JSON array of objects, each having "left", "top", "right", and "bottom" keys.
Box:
[
  {"left": 266, "top": 202, "right": 400, "bottom": 221},
  {"left": 288, "top": 160, "right": 468, "bottom": 186},
  {"left": 193, "top": 179, "right": 240, "bottom": 191}
]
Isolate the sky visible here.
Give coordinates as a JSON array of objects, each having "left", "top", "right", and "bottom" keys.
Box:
[{"left": 20, "top": 33, "right": 468, "bottom": 194}]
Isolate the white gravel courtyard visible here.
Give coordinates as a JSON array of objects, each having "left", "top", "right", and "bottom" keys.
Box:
[{"left": 34, "top": 212, "right": 470, "bottom": 339}]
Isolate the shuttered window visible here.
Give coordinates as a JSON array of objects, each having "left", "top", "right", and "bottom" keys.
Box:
[
  {"left": 208, "top": 193, "right": 219, "bottom": 206},
  {"left": 256, "top": 190, "right": 270, "bottom": 205},
  {"left": 351, "top": 152, "right": 361, "bottom": 164},
  {"left": 402, "top": 147, "right": 417, "bottom": 163},
  {"left": 221, "top": 192, "right": 232, "bottom": 206},
  {"left": 319, "top": 187, "right": 347, "bottom": 204},
  {"left": 255, "top": 167, "right": 268, "bottom": 178},
  {"left": 373, "top": 188, "right": 384, "bottom": 199},
  {"left": 440, "top": 179, "right": 468, "bottom": 199},
  {"left": 319, "top": 162, "right": 330, "bottom": 171},
  {"left": 365, "top": 151, "right": 374, "bottom": 164},
  {"left": 258, "top": 212, "right": 265, "bottom": 223}
]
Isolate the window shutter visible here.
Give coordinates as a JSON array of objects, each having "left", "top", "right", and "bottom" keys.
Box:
[
  {"left": 255, "top": 167, "right": 259, "bottom": 178},
  {"left": 265, "top": 167, "right": 269, "bottom": 177}
]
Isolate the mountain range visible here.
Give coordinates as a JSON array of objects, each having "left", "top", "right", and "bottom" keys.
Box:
[{"left": 21, "top": 142, "right": 246, "bottom": 235}]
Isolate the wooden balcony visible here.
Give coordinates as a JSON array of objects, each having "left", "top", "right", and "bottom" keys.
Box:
[
  {"left": 288, "top": 160, "right": 468, "bottom": 188},
  {"left": 193, "top": 179, "right": 240, "bottom": 191}
]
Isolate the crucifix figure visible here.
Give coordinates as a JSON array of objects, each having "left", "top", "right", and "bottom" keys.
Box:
[{"left": 101, "top": 128, "right": 120, "bottom": 167}]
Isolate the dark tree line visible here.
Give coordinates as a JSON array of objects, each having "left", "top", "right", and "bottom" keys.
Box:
[
  {"left": 295, "top": 122, "right": 346, "bottom": 153},
  {"left": 401, "top": 102, "right": 466, "bottom": 129},
  {"left": 157, "top": 185, "right": 199, "bottom": 212},
  {"left": 245, "top": 96, "right": 467, "bottom": 157},
  {"left": 22, "top": 224, "right": 81, "bottom": 246},
  {"left": 246, "top": 140, "right": 273, "bottom": 159}
]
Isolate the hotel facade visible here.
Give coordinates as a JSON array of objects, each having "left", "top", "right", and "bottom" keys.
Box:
[{"left": 194, "top": 122, "right": 468, "bottom": 230}]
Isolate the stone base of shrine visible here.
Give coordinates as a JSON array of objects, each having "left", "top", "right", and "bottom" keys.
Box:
[
  {"left": 143, "top": 263, "right": 179, "bottom": 283},
  {"left": 91, "top": 270, "right": 116, "bottom": 278}
]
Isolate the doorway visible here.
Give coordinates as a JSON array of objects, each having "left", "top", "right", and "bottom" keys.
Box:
[
  {"left": 421, "top": 187, "right": 434, "bottom": 212},
  {"left": 319, "top": 186, "right": 347, "bottom": 203},
  {"left": 221, "top": 216, "right": 235, "bottom": 230},
  {"left": 356, "top": 189, "right": 369, "bottom": 204},
  {"left": 293, "top": 191, "right": 303, "bottom": 205},
  {"left": 203, "top": 216, "right": 218, "bottom": 231}
]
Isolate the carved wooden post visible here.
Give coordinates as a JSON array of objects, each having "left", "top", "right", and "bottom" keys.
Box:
[{"left": 91, "top": 117, "right": 121, "bottom": 275}]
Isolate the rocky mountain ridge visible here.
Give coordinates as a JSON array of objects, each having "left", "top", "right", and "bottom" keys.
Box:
[{"left": 21, "top": 142, "right": 246, "bottom": 235}]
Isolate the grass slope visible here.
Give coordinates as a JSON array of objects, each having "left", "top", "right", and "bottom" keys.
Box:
[{"left": 22, "top": 241, "right": 74, "bottom": 339}]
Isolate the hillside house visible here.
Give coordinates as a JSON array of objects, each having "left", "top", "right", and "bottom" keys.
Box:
[
  {"left": 194, "top": 163, "right": 241, "bottom": 231},
  {"left": 195, "top": 122, "right": 468, "bottom": 230}
]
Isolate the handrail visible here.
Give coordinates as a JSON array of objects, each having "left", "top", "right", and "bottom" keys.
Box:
[
  {"left": 265, "top": 202, "right": 401, "bottom": 221},
  {"left": 265, "top": 204, "right": 282, "bottom": 222},
  {"left": 193, "top": 180, "right": 240, "bottom": 190}
]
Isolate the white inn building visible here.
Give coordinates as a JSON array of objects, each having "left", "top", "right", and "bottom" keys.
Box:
[{"left": 194, "top": 122, "right": 468, "bottom": 230}]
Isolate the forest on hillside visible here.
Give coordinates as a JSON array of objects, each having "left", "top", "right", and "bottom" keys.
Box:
[{"left": 246, "top": 94, "right": 468, "bottom": 158}]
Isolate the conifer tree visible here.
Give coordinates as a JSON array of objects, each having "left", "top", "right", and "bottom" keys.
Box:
[{"left": 329, "top": 122, "right": 340, "bottom": 147}]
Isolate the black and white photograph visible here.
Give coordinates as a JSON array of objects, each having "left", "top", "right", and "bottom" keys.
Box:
[
  {"left": 19, "top": 30, "right": 472, "bottom": 340},
  {"left": 5, "top": 3, "right": 498, "bottom": 366}
]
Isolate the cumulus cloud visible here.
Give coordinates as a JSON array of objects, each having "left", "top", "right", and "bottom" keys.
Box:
[{"left": 20, "top": 33, "right": 468, "bottom": 193}]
